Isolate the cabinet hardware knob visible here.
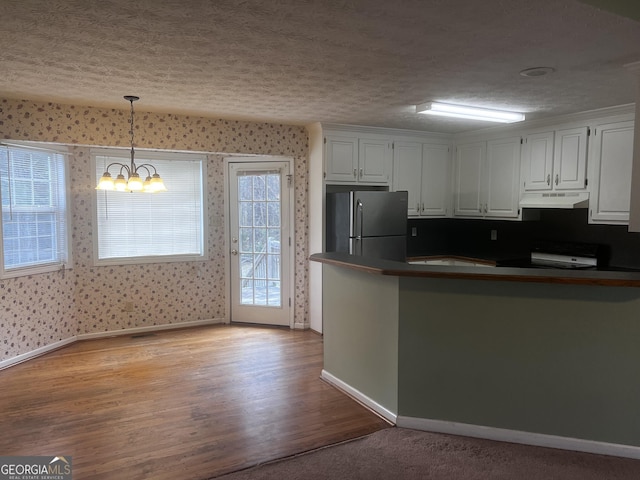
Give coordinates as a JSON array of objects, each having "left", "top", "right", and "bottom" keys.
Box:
[
  {"left": 547, "top": 174, "right": 550, "bottom": 185},
  {"left": 231, "top": 249, "right": 238, "bottom": 255},
  {"left": 353, "top": 168, "right": 357, "bottom": 177},
  {"left": 555, "top": 174, "right": 559, "bottom": 186},
  {"left": 359, "top": 168, "right": 363, "bottom": 178}
]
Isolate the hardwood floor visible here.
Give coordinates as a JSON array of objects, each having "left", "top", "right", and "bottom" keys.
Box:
[{"left": 0, "top": 325, "right": 390, "bottom": 479}]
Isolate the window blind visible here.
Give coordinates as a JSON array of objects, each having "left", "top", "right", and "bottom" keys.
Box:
[
  {"left": 94, "top": 154, "right": 205, "bottom": 262},
  {"left": 0, "top": 145, "right": 68, "bottom": 273}
]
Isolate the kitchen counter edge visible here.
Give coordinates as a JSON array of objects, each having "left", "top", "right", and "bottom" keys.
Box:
[{"left": 309, "top": 252, "right": 640, "bottom": 288}]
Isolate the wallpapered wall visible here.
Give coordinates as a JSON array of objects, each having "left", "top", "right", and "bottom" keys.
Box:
[{"left": 0, "top": 98, "right": 309, "bottom": 362}]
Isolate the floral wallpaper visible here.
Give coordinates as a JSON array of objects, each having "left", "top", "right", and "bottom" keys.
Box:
[{"left": 0, "top": 98, "right": 309, "bottom": 362}]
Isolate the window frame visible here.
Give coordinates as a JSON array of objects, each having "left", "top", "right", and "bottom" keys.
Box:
[
  {"left": 0, "top": 142, "right": 72, "bottom": 279},
  {"left": 91, "top": 148, "right": 208, "bottom": 267}
]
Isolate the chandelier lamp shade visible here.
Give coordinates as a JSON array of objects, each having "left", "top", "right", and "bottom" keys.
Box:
[{"left": 96, "top": 96, "right": 167, "bottom": 193}]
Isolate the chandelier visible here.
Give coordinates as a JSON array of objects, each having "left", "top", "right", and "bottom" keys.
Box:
[{"left": 96, "top": 96, "right": 167, "bottom": 192}]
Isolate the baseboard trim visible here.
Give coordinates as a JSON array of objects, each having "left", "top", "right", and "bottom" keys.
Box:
[
  {"left": 0, "top": 337, "right": 77, "bottom": 370},
  {"left": 0, "top": 318, "right": 226, "bottom": 370},
  {"left": 397, "top": 416, "right": 640, "bottom": 460},
  {"left": 76, "top": 318, "right": 225, "bottom": 341},
  {"left": 321, "top": 369, "right": 397, "bottom": 424}
]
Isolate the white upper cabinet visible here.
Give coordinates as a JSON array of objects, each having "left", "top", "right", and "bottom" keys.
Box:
[
  {"left": 358, "top": 137, "right": 392, "bottom": 183},
  {"left": 393, "top": 141, "right": 423, "bottom": 216},
  {"left": 454, "top": 141, "right": 485, "bottom": 217},
  {"left": 324, "top": 133, "right": 391, "bottom": 184},
  {"left": 454, "top": 137, "right": 521, "bottom": 219},
  {"left": 324, "top": 134, "right": 358, "bottom": 182},
  {"left": 522, "top": 131, "right": 554, "bottom": 191},
  {"left": 485, "top": 137, "right": 521, "bottom": 218},
  {"left": 421, "top": 143, "right": 451, "bottom": 217},
  {"left": 393, "top": 141, "right": 451, "bottom": 217},
  {"left": 554, "top": 126, "right": 589, "bottom": 190},
  {"left": 589, "top": 120, "right": 635, "bottom": 224},
  {"left": 522, "top": 127, "right": 589, "bottom": 192}
]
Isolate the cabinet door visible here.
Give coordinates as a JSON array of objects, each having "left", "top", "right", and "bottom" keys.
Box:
[
  {"left": 421, "top": 143, "right": 450, "bottom": 217},
  {"left": 392, "top": 141, "right": 422, "bottom": 216},
  {"left": 325, "top": 135, "right": 358, "bottom": 182},
  {"left": 359, "top": 137, "right": 391, "bottom": 184},
  {"left": 485, "top": 137, "right": 521, "bottom": 218},
  {"left": 523, "top": 131, "right": 554, "bottom": 192},
  {"left": 554, "top": 127, "right": 588, "bottom": 190},
  {"left": 454, "top": 142, "right": 485, "bottom": 217},
  {"left": 589, "top": 121, "right": 634, "bottom": 224}
]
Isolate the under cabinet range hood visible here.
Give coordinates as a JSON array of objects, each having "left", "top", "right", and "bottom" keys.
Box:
[{"left": 519, "top": 192, "right": 589, "bottom": 209}]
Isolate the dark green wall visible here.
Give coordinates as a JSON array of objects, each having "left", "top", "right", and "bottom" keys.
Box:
[{"left": 398, "top": 276, "right": 640, "bottom": 446}]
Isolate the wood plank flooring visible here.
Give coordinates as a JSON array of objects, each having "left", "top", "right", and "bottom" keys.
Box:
[{"left": 0, "top": 325, "right": 390, "bottom": 479}]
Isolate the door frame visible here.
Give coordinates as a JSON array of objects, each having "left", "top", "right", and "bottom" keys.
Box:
[{"left": 224, "top": 155, "right": 295, "bottom": 328}]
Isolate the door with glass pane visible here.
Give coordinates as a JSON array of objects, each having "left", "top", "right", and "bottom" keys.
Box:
[{"left": 228, "top": 161, "right": 291, "bottom": 326}]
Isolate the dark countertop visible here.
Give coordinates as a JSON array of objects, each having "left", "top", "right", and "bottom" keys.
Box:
[{"left": 310, "top": 252, "right": 640, "bottom": 288}]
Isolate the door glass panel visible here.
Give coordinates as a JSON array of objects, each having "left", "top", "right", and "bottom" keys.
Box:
[{"left": 237, "top": 172, "right": 282, "bottom": 307}]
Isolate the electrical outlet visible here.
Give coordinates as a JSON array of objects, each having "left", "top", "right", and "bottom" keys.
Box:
[
  {"left": 122, "top": 301, "right": 134, "bottom": 312},
  {"left": 490, "top": 230, "right": 497, "bottom": 241},
  {"left": 411, "top": 227, "right": 417, "bottom": 237}
]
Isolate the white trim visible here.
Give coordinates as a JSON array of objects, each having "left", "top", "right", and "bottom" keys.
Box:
[
  {"left": 76, "top": 317, "right": 225, "bottom": 341},
  {"left": 223, "top": 156, "right": 296, "bottom": 329},
  {"left": 0, "top": 318, "right": 226, "bottom": 370},
  {"left": 91, "top": 150, "right": 209, "bottom": 267},
  {"left": 397, "top": 416, "right": 640, "bottom": 460},
  {"left": 0, "top": 337, "right": 77, "bottom": 370},
  {"left": 321, "top": 369, "right": 397, "bottom": 424}
]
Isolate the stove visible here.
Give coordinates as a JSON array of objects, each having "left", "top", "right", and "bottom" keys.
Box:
[{"left": 498, "top": 241, "right": 602, "bottom": 270}]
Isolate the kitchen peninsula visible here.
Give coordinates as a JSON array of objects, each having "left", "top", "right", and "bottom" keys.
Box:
[{"left": 311, "top": 252, "right": 640, "bottom": 459}]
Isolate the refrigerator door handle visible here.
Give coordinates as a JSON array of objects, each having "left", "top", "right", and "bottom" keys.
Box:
[{"left": 356, "top": 199, "right": 364, "bottom": 240}]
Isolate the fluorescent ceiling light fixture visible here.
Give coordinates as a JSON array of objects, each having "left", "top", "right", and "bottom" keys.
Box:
[{"left": 416, "top": 102, "right": 525, "bottom": 123}]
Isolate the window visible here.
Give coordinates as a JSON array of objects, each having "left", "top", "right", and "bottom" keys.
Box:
[
  {"left": 93, "top": 150, "right": 206, "bottom": 265},
  {"left": 0, "top": 144, "right": 70, "bottom": 278}
]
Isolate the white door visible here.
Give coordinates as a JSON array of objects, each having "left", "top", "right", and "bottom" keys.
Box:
[
  {"left": 228, "top": 160, "right": 292, "bottom": 326},
  {"left": 454, "top": 142, "right": 485, "bottom": 217},
  {"left": 358, "top": 137, "right": 391, "bottom": 183},
  {"left": 554, "top": 127, "right": 588, "bottom": 190},
  {"left": 324, "top": 135, "right": 358, "bottom": 182},
  {"left": 523, "top": 131, "right": 554, "bottom": 192},
  {"left": 421, "top": 143, "right": 450, "bottom": 217},
  {"left": 393, "top": 141, "right": 423, "bottom": 216},
  {"left": 485, "top": 137, "right": 521, "bottom": 218}
]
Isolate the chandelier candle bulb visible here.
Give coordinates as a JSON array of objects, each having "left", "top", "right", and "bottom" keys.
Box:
[{"left": 95, "top": 96, "right": 167, "bottom": 192}]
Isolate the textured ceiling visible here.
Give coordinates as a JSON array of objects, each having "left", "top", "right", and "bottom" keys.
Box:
[{"left": 1, "top": 0, "right": 640, "bottom": 133}]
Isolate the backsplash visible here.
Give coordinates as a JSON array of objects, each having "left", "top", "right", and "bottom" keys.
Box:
[
  {"left": 408, "top": 210, "right": 640, "bottom": 268},
  {"left": 0, "top": 98, "right": 309, "bottom": 362}
]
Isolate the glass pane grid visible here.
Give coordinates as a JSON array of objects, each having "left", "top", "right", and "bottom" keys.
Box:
[{"left": 237, "top": 173, "right": 282, "bottom": 307}]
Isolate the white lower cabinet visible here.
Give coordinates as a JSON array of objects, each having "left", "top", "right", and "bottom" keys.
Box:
[
  {"left": 393, "top": 141, "right": 451, "bottom": 217},
  {"left": 589, "top": 120, "right": 635, "bottom": 224},
  {"left": 454, "top": 137, "right": 521, "bottom": 219}
]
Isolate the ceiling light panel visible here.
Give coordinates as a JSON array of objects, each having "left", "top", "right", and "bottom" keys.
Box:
[{"left": 416, "top": 102, "right": 525, "bottom": 123}]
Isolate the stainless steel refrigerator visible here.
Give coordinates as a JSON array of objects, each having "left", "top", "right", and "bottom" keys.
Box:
[{"left": 325, "top": 191, "right": 408, "bottom": 262}]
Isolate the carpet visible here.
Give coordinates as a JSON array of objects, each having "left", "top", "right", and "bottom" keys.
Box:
[{"left": 214, "top": 427, "right": 640, "bottom": 479}]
